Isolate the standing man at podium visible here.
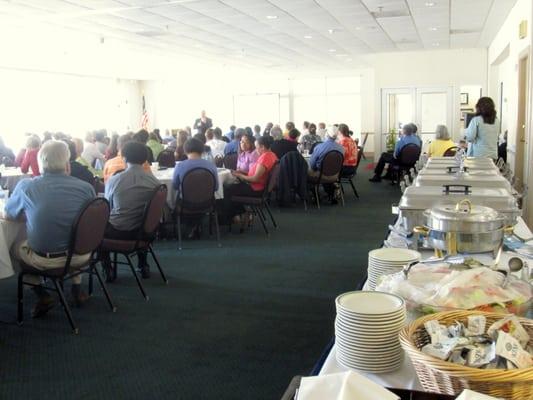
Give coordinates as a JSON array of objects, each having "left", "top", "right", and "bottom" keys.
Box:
[{"left": 194, "top": 110, "right": 213, "bottom": 135}]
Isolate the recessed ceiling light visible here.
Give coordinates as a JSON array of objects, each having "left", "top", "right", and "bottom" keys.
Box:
[
  {"left": 429, "top": 27, "right": 437, "bottom": 31},
  {"left": 328, "top": 29, "right": 335, "bottom": 34},
  {"left": 425, "top": 2, "right": 435, "bottom": 6},
  {"left": 432, "top": 42, "right": 440, "bottom": 46},
  {"left": 266, "top": 15, "right": 278, "bottom": 19},
  {"left": 329, "top": 48, "right": 336, "bottom": 52},
  {"left": 304, "top": 35, "right": 313, "bottom": 39}
]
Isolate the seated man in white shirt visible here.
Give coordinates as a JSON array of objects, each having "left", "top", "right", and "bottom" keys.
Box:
[{"left": 205, "top": 128, "right": 226, "bottom": 159}]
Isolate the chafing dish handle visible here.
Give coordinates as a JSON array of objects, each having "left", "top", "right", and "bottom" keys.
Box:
[
  {"left": 446, "top": 166, "right": 469, "bottom": 173},
  {"left": 442, "top": 184, "right": 472, "bottom": 194}
]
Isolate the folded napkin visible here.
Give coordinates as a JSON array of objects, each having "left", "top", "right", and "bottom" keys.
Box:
[
  {"left": 456, "top": 389, "right": 503, "bottom": 400},
  {"left": 298, "top": 371, "right": 399, "bottom": 400}
]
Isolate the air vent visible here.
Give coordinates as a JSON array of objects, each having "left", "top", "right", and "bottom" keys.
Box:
[{"left": 371, "top": 10, "right": 409, "bottom": 18}]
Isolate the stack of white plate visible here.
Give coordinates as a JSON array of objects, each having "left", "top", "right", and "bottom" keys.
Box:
[
  {"left": 335, "top": 291, "right": 406, "bottom": 373},
  {"left": 367, "top": 248, "right": 421, "bottom": 290}
]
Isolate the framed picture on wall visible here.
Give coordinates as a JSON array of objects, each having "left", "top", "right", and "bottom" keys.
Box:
[
  {"left": 460, "top": 108, "right": 474, "bottom": 121},
  {"left": 460, "top": 93, "right": 469, "bottom": 105}
]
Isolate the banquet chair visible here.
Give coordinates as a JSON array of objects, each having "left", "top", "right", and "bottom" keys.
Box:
[
  {"left": 99, "top": 185, "right": 169, "bottom": 300},
  {"left": 340, "top": 146, "right": 364, "bottom": 199},
  {"left": 360, "top": 132, "right": 369, "bottom": 160},
  {"left": 307, "top": 150, "right": 344, "bottom": 209},
  {"left": 442, "top": 146, "right": 459, "bottom": 157},
  {"left": 17, "top": 197, "right": 114, "bottom": 334},
  {"left": 214, "top": 155, "right": 224, "bottom": 167},
  {"left": 157, "top": 149, "right": 177, "bottom": 168},
  {"left": 231, "top": 162, "right": 280, "bottom": 235},
  {"left": 390, "top": 144, "right": 421, "bottom": 185},
  {"left": 223, "top": 153, "right": 238, "bottom": 170},
  {"left": 173, "top": 168, "right": 220, "bottom": 250}
]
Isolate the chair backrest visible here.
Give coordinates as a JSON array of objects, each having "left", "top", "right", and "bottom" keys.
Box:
[
  {"left": 265, "top": 162, "right": 280, "bottom": 196},
  {"left": 223, "top": 153, "right": 238, "bottom": 170},
  {"left": 214, "top": 155, "right": 224, "bottom": 167},
  {"left": 157, "top": 150, "right": 176, "bottom": 168},
  {"left": 443, "top": 146, "right": 459, "bottom": 157},
  {"left": 398, "top": 144, "right": 421, "bottom": 166},
  {"left": 142, "top": 185, "right": 168, "bottom": 236},
  {"left": 71, "top": 197, "right": 110, "bottom": 258},
  {"left": 351, "top": 146, "right": 364, "bottom": 175},
  {"left": 320, "top": 150, "right": 344, "bottom": 177},
  {"left": 180, "top": 168, "right": 216, "bottom": 212}
]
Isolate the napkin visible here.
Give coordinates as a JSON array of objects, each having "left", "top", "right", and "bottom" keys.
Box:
[
  {"left": 455, "top": 389, "right": 503, "bottom": 400},
  {"left": 298, "top": 371, "right": 399, "bottom": 400}
]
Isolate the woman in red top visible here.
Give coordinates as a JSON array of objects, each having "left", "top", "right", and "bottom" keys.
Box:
[
  {"left": 337, "top": 124, "right": 358, "bottom": 175},
  {"left": 20, "top": 135, "right": 41, "bottom": 176},
  {"left": 223, "top": 136, "right": 278, "bottom": 226}
]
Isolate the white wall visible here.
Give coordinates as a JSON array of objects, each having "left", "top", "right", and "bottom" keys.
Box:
[{"left": 356, "top": 48, "right": 488, "bottom": 157}]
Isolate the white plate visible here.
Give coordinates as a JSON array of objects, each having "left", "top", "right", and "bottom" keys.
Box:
[
  {"left": 335, "top": 334, "right": 400, "bottom": 348},
  {"left": 337, "top": 341, "right": 402, "bottom": 354},
  {"left": 335, "top": 321, "right": 405, "bottom": 335},
  {"left": 335, "top": 315, "right": 405, "bottom": 327},
  {"left": 368, "top": 248, "right": 421, "bottom": 263},
  {"left": 336, "top": 355, "right": 403, "bottom": 371},
  {"left": 334, "top": 330, "right": 400, "bottom": 343},
  {"left": 337, "top": 349, "right": 402, "bottom": 361},
  {"left": 336, "top": 308, "right": 406, "bottom": 321},
  {"left": 336, "top": 291, "right": 405, "bottom": 315}
]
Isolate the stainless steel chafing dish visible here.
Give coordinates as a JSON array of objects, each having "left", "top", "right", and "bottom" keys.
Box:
[
  {"left": 413, "top": 172, "right": 512, "bottom": 192},
  {"left": 398, "top": 184, "right": 521, "bottom": 232},
  {"left": 417, "top": 166, "right": 499, "bottom": 176},
  {"left": 424, "top": 158, "right": 499, "bottom": 171},
  {"left": 413, "top": 199, "right": 513, "bottom": 256}
]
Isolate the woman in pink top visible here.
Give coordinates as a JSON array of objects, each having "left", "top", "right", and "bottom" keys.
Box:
[
  {"left": 236, "top": 134, "right": 259, "bottom": 174},
  {"left": 20, "top": 135, "right": 41, "bottom": 176},
  {"left": 222, "top": 136, "right": 278, "bottom": 228}
]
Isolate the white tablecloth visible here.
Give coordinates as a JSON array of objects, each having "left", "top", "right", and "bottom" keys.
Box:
[
  {"left": 319, "top": 345, "right": 423, "bottom": 391},
  {"left": 151, "top": 167, "right": 237, "bottom": 207},
  {"left": 0, "top": 168, "right": 30, "bottom": 192},
  {"left": 0, "top": 219, "right": 26, "bottom": 279}
]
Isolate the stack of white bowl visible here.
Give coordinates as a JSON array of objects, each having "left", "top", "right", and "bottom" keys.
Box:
[
  {"left": 367, "top": 248, "right": 421, "bottom": 290},
  {"left": 335, "top": 291, "right": 407, "bottom": 373}
]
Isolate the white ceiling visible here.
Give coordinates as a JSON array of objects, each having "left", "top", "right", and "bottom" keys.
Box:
[{"left": 0, "top": 0, "right": 518, "bottom": 71}]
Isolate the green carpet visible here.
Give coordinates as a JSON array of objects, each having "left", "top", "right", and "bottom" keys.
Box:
[{"left": 0, "top": 161, "right": 400, "bottom": 399}]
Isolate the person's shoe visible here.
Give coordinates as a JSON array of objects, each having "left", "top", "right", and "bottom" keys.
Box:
[
  {"left": 70, "top": 284, "right": 89, "bottom": 307},
  {"left": 368, "top": 175, "right": 381, "bottom": 182},
  {"left": 139, "top": 264, "right": 151, "bottom": 279},
  {"left": 31, "top": 291, "right": 55, "bottom": 318}
]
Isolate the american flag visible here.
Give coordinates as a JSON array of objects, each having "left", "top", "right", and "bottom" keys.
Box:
[{"left": 140, "top": 95, "right": 149, "bottom": 130}]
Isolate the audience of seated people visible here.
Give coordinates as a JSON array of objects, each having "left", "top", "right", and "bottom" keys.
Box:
[
  {"left": 103, "top": 133, "right": 151, "bottom": 183},
  {"left": 369, "top": 123, "right": 421, "bottom": 183},
  {"left": 105, "top": 133, "right": 119, "bottom": 160},
  {"left": 174, "top": 130, "right": 190, "bottom": 161},
  {"left": 82, "top": 131, "right": 105, "bottom": 168},
  {"left": 0, "top": 137, "right": 15, "bottom": 166},
  {"left": 5, "top": 140, "right": 96, "bottom": 317},
  {"left": 65, "top": 139, "right": 95, "bottom": 185},
  {"left": 147, "top": 132, "right": 164, "bottom": 161},
  {"left": 102, "top": 141, "right": 161, "bottom": 280}
]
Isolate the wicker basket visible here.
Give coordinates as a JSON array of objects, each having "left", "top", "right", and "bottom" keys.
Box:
[{"left": 399, "top": 310, "right": 533, "bottom": 399}]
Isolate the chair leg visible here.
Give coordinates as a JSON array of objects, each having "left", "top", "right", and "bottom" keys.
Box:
[
  {"left": 88, "top": 264, "right": 94, "bottom": 296},
  {"left": 148, "top": 245, "right": 168, "bottom": 284},
  {"left": 17, "top": 273, "right": 24, "bottom": 325},
  {"left": 254, "top": 206, "right": 269, "bottom": 235},
  {"left": 126, "top": 254, "right": 149, "bottom": 300},
  {"left": 177, "top": 214, "right": 182, "bottom": 250},
  {"left": 113, "top": 252, "right": 118, "bottom": 280},
  {"left": 93, "top": 263, "right": 117, "bottom": 312},
  {"left": 52, "top": 279, "right": 79, "bottom": 334},
  {"left": 339, "top": 184, "right": 345, "bottom": 207},
  {"left": 314, "top": 186, "right": 320, "bottom": 209},
  {"left": 213, "top": 210, "right": 221, "bottom": 247},
  {"left": 264, "top": 201, "right": 277, "bottom": 228},
  {"left": 350, "top": 179, "right": 359, "bottom": 199}
]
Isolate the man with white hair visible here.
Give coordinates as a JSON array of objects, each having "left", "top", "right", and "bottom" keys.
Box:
[
  {"left": 5, "top": 140, "right": 96, "bottom": 317},
  {"left": 308, "top": 126, "right": 345, "bottom": 204}
]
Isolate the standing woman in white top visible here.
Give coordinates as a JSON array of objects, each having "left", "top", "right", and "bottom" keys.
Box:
[{"left": 465, "top": 97, "right": 499, "bottom": 159}]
